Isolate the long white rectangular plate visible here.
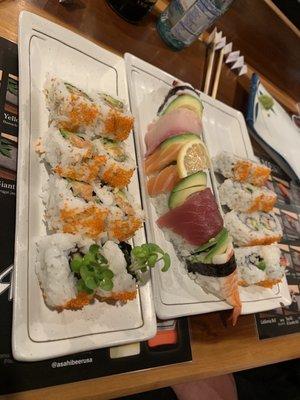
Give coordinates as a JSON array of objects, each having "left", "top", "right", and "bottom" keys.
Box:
[
  {"left": 12, "top": 12, "right": 156, "bottom": 361},
  {"left": 125, "top": 53, "right": 291, "bottom": 320}
]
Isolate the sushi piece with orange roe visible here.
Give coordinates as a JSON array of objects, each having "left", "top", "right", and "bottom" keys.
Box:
[
  {"left": 93, "top": 138, "right": 135, "bottom": 189},
  {"left": 213, "top": 151, "right": 270, "bottom": 187},
  {"left": 44, "top": 175, "right": 109, "bottom": 240},
  {"left": 44, "top": 77, "right": 134, "bottom": 141}
]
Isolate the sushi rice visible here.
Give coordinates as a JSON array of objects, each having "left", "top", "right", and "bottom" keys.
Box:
[{"left": 219, "top": 179, "right": 277, "bottom": 213}]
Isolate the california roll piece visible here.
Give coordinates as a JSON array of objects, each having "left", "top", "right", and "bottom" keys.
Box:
[
  {"left": 45, "top": 175, "right": 108, "bottom": 239},
  {"left": 36, "top": 233, "right": 94, "bottom": 310},
  {"left": 224, "top": 210, "right": 282, "bottom": 246},
  {"left": 219, "top": 179, "right": 277, "bottom": 213},
  {"left": 235, "top": 245, "right": 284, "bottom": 288},
  {"left": 44, "top": 77, "right": 100, "bottom": 136},
  {"left": 213, "top": 151, "right": 271, "bottom": 187},
  {"left": 95, "top": 241, "right": 137, "bottom": 302},
  {"left": 94, "top": 138, "right": 135, "bottom": 188}
]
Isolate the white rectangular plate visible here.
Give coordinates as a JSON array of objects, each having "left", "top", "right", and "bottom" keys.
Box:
[
  {"left": 12, "top": 12, "right": 156, "bottom": 361},
  {"left": 125, "top": 53, "right": 291, "bottom": 320}
]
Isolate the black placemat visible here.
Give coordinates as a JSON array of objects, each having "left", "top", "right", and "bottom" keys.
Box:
[{"left": 254, "top": 158, "right": 300, "bottom": 339}]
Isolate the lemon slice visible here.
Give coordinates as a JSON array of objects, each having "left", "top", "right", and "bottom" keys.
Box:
[{"left": 177, "top": 139, "right": 210, "bottom": 178}]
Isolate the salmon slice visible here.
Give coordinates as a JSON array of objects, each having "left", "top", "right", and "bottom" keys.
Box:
[
  {"left": 147, "top": 165, "right": 180, "bottom": 197},
  {"left": 145, "top": 142, "right": 184, "bottom": 176},
  {"left": 220, "top": 270, "right": 242, "bottom": 326}
]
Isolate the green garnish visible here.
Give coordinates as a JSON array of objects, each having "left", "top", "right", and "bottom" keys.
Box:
[
  {"left": 129, "top": 243, "right": 171, "bottom": 279},
  {"left": 258, "top": 95, "right": 274, "bottom": 111},
  {"left": 257, "top": 260, "right": 267, "bottom": 271},
  {"left": 71, "top": 244, "right": 114, "bottom": 294}
]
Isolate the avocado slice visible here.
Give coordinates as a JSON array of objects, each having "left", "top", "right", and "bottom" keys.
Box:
[
  {"left": 160, "top": 132, "right": 200, "bottom": 152},
  {"left": 204, "top": 229, "right": 229, "bottom": 263},
  {"left": 163, "top": 94, "right": 203, "bottom": 118},
  {"left": 172, "top": 171, "right": 207, "bottom": 193},
  {"left": 168, "top": 185, "right": 206, "bottom": 209},
  {"left": 193, "top": 228, "right": 227, "bottom": 253}
]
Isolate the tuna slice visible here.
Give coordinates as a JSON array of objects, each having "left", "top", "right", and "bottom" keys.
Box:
[
  {"left": 157, "top": 188, "right": 223, "bottom": 246},
  {"left": 145, "top": 108, "right": 202, "bottom": 156}
]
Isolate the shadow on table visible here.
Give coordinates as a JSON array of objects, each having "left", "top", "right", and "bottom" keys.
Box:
[{"left": 117, "top": 359, "right": 300, "bottom": 400}]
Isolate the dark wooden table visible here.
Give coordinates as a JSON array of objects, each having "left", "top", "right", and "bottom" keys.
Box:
[{"left": 1, "top": 1, "right": 300, "bottom": 399}]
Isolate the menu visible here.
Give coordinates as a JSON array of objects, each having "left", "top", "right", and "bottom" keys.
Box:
[
  {"left": 0, "top": 37, "right": 191, "bottom": 396},
  {"left": 255, "top": 158, "right": 300, "bottom": 339}
]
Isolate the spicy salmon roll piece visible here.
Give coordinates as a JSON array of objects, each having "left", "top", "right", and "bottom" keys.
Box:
[
  {"left": 93, "top": 138, "right": 135, "bottom": 188},
  {"left": 213, "top": 151, "right": 271, "bottom": 187},
  {"left": 93, "top": 92, "right": 134, "bottom": 141},
  {"left": 44, "top": 77, "right": 100, "bottom": 136},
  {"left": 44, "top": 175, "right": 109, "bottom": 239},
  {"left": 36, "top": 125, "right": 95, "bottom": 166},
  {"left": 224, "top": 210, "right": 282, "bottom": 246},
  {"left": 235, "top": 244, "right": 284, "bottom": 288},
  {"left": 219, "top": 179, "right": 277, "bottom": 213},
  {"left": 106, "top": 189, "right": 144, "bottom": 242},
  {"left": 44, "top": 77, "right": 134, "bottom": 141},
  {"left": 37, "top": 125, "right": 107, "bottom": 183}
]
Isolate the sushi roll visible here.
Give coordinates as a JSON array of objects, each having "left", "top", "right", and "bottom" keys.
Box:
[
  {"left": 235, "top": 245, "right": 284, "bottom": 288},
  {"left": 219, "top": 179, "right": 277, "bottom": 213},
  {"left": 224, "top": 210, "right": 282, "bottom": 246},
  {"left": 213, "top": 151, "right": 271, "bottom": 187},
  {"left": 44, "top": 77, "right": 134, "bottom": 141},
  {"left": 44, "top": 175, "right": 143, "bottom": 241},
  {"left": 92, "top": 92, "right": 134, "bottom": 141},
  {"left": 44, "top": 77, "right": 100, "bottom": 137},
  {"left": 36, "top": 125, "right": 107, "bottom": 183},
  {"left": 36, "top": 234, "right": 137, "bottom": 310},
  {"left": 93, "top": 138, "right": 135, "bottom": 188},
  {"left": 36, "top": 233, "right": 94, "bottom": 310},
  {"left": 185, "top": 229, "right": 241, "bottom": 325},
  {"left": 44, "top": 175, "right": 109, "bottom": 239}
]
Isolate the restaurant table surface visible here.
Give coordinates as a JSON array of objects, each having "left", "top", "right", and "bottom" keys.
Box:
[{"left": 1, "top": 1, "right": 300, "bottom": 399}]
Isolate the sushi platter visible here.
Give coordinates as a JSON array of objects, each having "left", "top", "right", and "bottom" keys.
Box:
[
  {"left": 125, "top": 53, "right": 291, "bottom": 320},
  {"left": 13, "top": 12, "right": 158, "bottom": 361},
  {"left": 13, "top": 11, "right": 291, "bottom": 361}
]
